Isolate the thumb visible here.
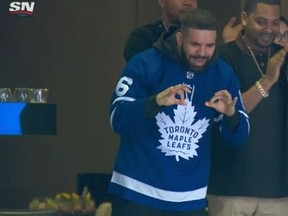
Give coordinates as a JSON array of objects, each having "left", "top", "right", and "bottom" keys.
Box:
[
  {"left": 231, "top": 97, "right": 238, "bottom": 107},
  {"left": 226, "top": 17, "right": 237, "bottom": 26}
]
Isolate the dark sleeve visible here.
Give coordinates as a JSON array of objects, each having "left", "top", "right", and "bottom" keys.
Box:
[
  {"left": 223, "top": 110, "right": 240, "bottom": 132},
  {"left": 145, "top": 95, "right": 165, "bottom": 119},
  {"left": 124, "top": 21, "right": 165, "bottom": 62},
  {"left": 123, "top": 29, "right": 156, "bottom": 62},
  {"left": 218, "top": 42, "right": 245, "bottom": 75}
]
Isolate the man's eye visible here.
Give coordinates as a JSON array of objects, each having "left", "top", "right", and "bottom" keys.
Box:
[
  {"left": 283, "top": 31, "right": 288, "bottom": 41},
  {"left": 256, "top": 20, "right": 266, "bottom": 26}
]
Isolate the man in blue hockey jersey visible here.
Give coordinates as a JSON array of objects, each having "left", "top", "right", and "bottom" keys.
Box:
[{"left": 109, "top": 9, "right": 250, "bottom": 216}]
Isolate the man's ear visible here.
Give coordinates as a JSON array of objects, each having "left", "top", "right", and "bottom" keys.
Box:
[
  {"left": 241, "top": 11, "right": 248, "bottom": 27},
  {"left": 176, "top": 31, "right": 183, "bottom": 46}
]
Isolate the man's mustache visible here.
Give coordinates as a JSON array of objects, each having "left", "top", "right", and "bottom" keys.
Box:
[{"left": 189, "top": 55, "right": 210, "bottom": 60}]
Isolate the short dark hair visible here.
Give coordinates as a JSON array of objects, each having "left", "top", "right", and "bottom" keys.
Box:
[
  {"left": 181, "top": 8, "right": 217, "bottom": 33},
  {"left": 244, "top": 0, "right": 281, "bottom": 15}
]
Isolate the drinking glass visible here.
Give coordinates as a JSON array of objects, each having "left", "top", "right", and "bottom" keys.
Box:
[
  {"left": 13, "top": 87, "right": 31, "bottom": 102},
  {"left": 30, "top": 88, "right": 49, "bottom": 103},
  {"left": 0, "top": 88, "right": 13, "bottom": 102}
]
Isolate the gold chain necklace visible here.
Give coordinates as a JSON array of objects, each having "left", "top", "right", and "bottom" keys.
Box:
[{"left": 242, "top": 36, "right": 270, "bottom": 77}]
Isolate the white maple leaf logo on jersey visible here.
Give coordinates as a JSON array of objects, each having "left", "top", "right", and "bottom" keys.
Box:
[{"left": 156, "top": 86, "right": 210, "bottom": 162}]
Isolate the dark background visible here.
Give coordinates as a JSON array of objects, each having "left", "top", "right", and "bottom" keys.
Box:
[{"left": 0, "top": 0, "right": 286, "bottom": 209}]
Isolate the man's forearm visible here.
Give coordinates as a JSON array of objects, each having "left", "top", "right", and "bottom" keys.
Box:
[{"left": 242, "top": 77, "right": 275, "bottom": 113}]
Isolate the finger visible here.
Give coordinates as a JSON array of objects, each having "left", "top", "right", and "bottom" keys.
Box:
[
  {"left": 226, "top": 17, "right": 237, "bottom": 26},
  {"left": 214, "top": 90, "right": 229, "bottom": 96},
  {"left": 222, "top": 90, "right": 232, "bottom": 101},
  {"left": 276, "top": 48, "right": 287, "bottom": 56},
  {"left": 182, "top": 86, "right": 192, "bottom": 94},
  {"left": 172, "top": 84, "right": 191, "bottom": 94},
  {"left": 214, "top": 90, "right": 232, "bottom": 101},
  {"left": 275, "top": 49, "right": 287, "bottom": 64},
  {"left": 281, "top": 48, "right": 288, "bottom": 55},
  {"left": 174, "top": 98, "right": 185, "bottom": 105},
  {"left": 205, "top": 100, "right": 220, "bottom": 109},
  {"left": 235, "top": 23, "right": 243, "bottom": 31},
  {"left": 204, "top": 101, "right": 214, "bottom": 108},
  {"left": 284, "top": 44, "right": 288, "bottom": 52},
  {"left": 176, "top": 89, "right": 186, "bottom": 104},
  {"left": 169, "top": 85, "right": 191, "bottom": 105},
  {"left": 231, "top": 97, "right": 238, "bottom": 107},
  {"left": 174, "top": 90, "right": 189, "bottom": 105},
  {"left": 206, "top": 94, "right": 225, "bottom": 104}
]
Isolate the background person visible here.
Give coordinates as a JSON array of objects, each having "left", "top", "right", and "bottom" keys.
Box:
[
  {"left": 109, "top": 8, "right": 250, "bottom": 216},
  {"left": 274, "top": 15, "right": 288, "bottom": 47},
  {"left": 123, "top": 0, "right": 242, "bottom": 62},
  {"left": 208, "top": 0, "right": 288, "bottom": 215}
]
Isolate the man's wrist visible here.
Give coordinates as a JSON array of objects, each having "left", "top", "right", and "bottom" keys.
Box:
[
  {"left": 224, "top": 110, "right": 240, "bottom": 130},
  {"left": 145, "top": 95, "right": 165, "bottom": 119},
  {"left": 225, "top": 107, "right": 235, "bottom": 117}
]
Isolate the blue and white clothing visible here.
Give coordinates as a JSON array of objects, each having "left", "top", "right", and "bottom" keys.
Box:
[{"left": 109, "top": 29, "right": 250, "bottom": 212}]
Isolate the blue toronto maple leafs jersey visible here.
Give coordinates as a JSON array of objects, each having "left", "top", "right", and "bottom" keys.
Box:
[{"left": 109, "top": 48, "right": 250, "bottom": 211}]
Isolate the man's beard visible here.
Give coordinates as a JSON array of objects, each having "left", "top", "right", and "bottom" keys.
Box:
[
  {"left": 180, "top": 46, "right": 210, "bottom": 71},
  {"left": 245, "top": 31, "right": 275, "bottom": 50}
]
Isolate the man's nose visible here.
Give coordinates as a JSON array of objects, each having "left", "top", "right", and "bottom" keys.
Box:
[
  {"left": 198, "top": 46, "right": 206, "bottom": 56},
  {"left": 183, "top": 0, "right": 197, "bottom": 8},
  {"left": 264, "top": 23, "right": 277, "bottom": 34}
]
